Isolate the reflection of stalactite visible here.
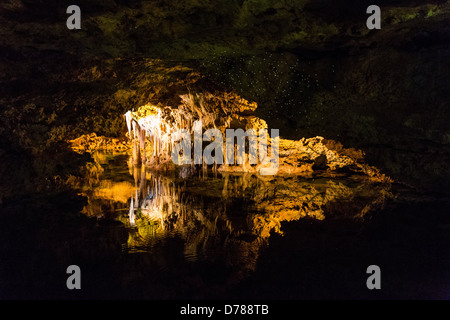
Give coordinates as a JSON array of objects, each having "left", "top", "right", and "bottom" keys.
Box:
[
  {"left": 129, "top": 197, "right": 135, "bottom": 227},
  {"left": 80, "top": 153, "right": 391, "bottom": 249},
  {"left": 75, "top": 151, "right": 392, "bottom": 293},
  {"left": 125, "top": 160, "right": 392, "bottom": 248}
]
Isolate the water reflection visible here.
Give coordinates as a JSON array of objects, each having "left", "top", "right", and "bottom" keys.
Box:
[{"left": 75, "top": 152, "right": 392, "bottom": 281}]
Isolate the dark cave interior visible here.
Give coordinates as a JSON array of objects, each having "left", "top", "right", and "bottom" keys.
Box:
[{"left": 0, "top": 0, "right": 449, "bottom": 300}]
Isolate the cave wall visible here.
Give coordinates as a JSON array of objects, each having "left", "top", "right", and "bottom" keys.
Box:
[{"left": 1, "top": 0, "right": 449, "bottom": 196}]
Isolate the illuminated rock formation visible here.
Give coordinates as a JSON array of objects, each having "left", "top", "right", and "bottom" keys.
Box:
[
  {"left": 125, "top": 88, "right": 390, "bottom": 182},
  {"left": 74, "top": 152, "right": 392, "bottom": 277},
  {"left": 124, "top": 90, "right": 265, "bottom": 169}
]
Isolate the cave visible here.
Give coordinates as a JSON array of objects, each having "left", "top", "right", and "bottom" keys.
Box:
[{"left": 0, "top": 0, "right": 449, "bottom": 303}]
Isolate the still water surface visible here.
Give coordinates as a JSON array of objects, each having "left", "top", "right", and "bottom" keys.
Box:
[
  {"left": 1, "top": 152, "right": 449, "bottom": 299},
  {"left": 78, "top": 152, "right": 389, "bottom": 257}
]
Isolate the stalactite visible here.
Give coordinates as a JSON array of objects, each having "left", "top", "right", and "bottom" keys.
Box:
[
  {"left": 132, "top": 121, "right": 137, "bottom": 140},
  {"left": 125, "top": 111, "right": 132, "bottom": 138},
  {"left": 125, "top": 95, "right": 259, "bottom": 174},
  {"left": 132, "top": 141, "right": 140, "bottom": 166}
]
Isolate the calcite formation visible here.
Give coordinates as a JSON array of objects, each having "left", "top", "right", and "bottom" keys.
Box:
[
  {"left": 125, "top": 88, "right": 390, "bottom": 182},
  {"left": 124, "top": 90, "right": 266, "bottom": 168}
]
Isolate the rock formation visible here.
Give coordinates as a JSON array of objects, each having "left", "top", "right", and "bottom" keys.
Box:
[{"left": 123, "top": 79, "right": 390, "bottom": 182}]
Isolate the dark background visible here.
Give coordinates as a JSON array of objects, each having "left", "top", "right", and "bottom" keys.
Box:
[{"left": 0, "top": 0, "right": 449, "bottom": 300}]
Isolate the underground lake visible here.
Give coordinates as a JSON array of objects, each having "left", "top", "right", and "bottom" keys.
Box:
[{"left": 1, "top": 0, "right": 449, "bottom": 302}]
